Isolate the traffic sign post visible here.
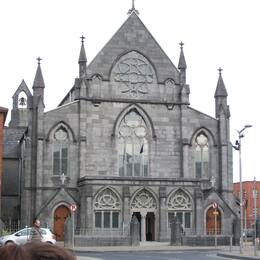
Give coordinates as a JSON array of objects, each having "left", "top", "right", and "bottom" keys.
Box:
[
  {"left": 212, "top": 202, "right": 218, "bottom": 247},
  {"left": 70, "top": 204, "right": 77, "bottom": 248}
]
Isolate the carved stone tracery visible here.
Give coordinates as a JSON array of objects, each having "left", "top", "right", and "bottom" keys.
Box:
[
  {"left": 131, "top": 190, "right": 156, "bottom": 209},
  {"left": 113, "top": 52, "right": 155, "bottom": 97},
  {"left": 168, "top": 190, "right": 192, "bottom": 210},
  {"left": 94, "top": 189, "right": 120, "bottom": 210}
]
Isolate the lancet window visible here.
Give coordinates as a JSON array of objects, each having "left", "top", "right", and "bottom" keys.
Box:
[
  {"left": 195, "top": 133, "right": 209, "bottom": 178},
  {"left": 53, "top": 128, "right": 68, "bottom": 175},
  {"left": 118, "top": 109, "right": 148, "bottom": 177}
]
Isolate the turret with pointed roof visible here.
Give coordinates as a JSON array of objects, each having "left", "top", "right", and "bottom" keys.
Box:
[
  {"left": 78, "top": 36, "right": 87, "bottom": 78},
  {"left": 214, "top": 68, "right": 229, "bottom": 118},
  {"left": 32, "top": 57, "right": 45, "bottom": 104},
  {"left": 178, "top": 42, "right": 187, "bottom": 85}
]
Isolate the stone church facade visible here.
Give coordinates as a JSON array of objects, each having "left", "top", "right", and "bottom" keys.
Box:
[{"left": 3, "top": 8, "right": 237, "bottom": 244}]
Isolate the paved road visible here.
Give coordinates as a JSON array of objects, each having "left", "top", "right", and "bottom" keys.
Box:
[{"left": 76, "top": 250, "right": 229, "bottom": 260}]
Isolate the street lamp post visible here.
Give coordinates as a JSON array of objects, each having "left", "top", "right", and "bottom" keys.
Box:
[{"left": 233, "top": 124, "right": 252, "bottom": 254}]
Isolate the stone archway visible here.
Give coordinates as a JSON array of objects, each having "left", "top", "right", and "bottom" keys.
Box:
[
  {"left": 206, "top": 207, "right": 221, "bottom": 235},
  {"left": 53, "top": 205, "right": 71, "bottom": 241},
  {"left": 131, "top": 189, "right": 157, "bottom": 241}
]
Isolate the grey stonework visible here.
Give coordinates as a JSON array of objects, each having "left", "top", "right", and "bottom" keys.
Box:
[{"left": 2, "top": 10, "right": 238, "bottom": 245}]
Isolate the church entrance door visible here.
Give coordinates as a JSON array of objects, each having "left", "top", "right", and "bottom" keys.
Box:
[
  {"left": 146, "top": 212, "right": 155, "bottom": 241},
  {"left": 206, "top": 207, "right": 221, "bottom": 235},
  {"left": 53, "top": 205, "right": 70, "bottom": 241}
]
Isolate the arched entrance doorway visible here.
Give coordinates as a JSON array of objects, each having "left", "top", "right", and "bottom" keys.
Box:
[
  {"left": 131, "top": 189, "right": 157, "bottom": 242},
  {"left": 131, "top": 211, "right": 155, "bottom": 241},
  {"left": 206, "top": 207, "right": 221, "bottom": 235},
  {"left": 53, "top": 205, "right": 70, "bottom": 241}
]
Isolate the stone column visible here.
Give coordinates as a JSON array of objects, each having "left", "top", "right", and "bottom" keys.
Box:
[
  {"left": 85, "top": 185, "right": 93, "bottom": 231},
  {"left": 159, "top": 187, "right": 167, "bottom": 241},
  {"left": 123, "top": 186, "right": 130, "bottom": 235},
  {"left": 195, "top": 188, "right": 203, "bottom": 235},
  {"left": 182, "top": 139, "right": 189, "bottom": 177},
  {"left": 141, "top": 211, "right": 147, "bottom": 242},
  {"left": 79, "top": 189, "right": 86, "bottom": 231}
]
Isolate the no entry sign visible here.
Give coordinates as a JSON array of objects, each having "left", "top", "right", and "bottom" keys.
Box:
[{"left": 70, "top": 203, "right": 77, "bottom": 212}]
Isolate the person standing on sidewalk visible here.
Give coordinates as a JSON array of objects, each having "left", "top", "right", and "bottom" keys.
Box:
[{"left": 30, "top": 218, "right": 43, "bottom": 242}]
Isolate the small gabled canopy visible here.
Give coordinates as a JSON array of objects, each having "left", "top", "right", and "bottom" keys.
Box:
[
  {"left": 33, "top": 57, "right": 45, "bottom": 89},
  {"left": 214, "top": 68, "right": 227, "bottom": 97}
]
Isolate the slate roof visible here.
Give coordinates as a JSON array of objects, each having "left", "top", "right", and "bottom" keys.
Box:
[
  {"left": 87, "top": 12, "right": 180, "bottom": 84},
  {"left": 214, "top": 73, "right": 227, "bottom": 97},
  {"left": 79, "top": 39, "right": 87, "bottom": 63},
  {"left": 33, "top": 63, "right": 45, "bottom": 89},
  {"left": 3, "top": 127, "right": 26, "bottom": 158}
]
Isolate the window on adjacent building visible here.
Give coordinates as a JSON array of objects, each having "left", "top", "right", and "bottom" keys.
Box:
[
  {"left": 195, "top": 133, "right": 209, "bottom": 178},
  {"left": 94, "top": 189, "right": 120, "bottom": 229},
  {"left": 53, "top": 128, "right": 68, "bottom": 175},
  {"left": 118, "top": 110, "right": 148, "bottom": 177},
  {"left": 168, "top": 190, "right": 192, "bottom": 229}
]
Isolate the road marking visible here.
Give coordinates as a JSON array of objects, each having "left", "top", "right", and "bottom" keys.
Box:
[
  {"left": 207, "top": 253, "right": 229, "bottom": 259},
  {"left": 77, "top": 257, "right": 102, "bottom": 260}
]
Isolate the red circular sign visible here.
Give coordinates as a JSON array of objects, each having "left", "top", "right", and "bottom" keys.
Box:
[
  {"left": 70, "top": 204, "right": 77, "bottom": 212},
  {"left": 212, "top": 202, "right": 218, "bottom": 209}
]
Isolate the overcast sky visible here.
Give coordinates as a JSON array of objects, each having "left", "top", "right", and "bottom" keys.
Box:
[{"left": 0, "top": 0, "right": 259, "bottom": 183}]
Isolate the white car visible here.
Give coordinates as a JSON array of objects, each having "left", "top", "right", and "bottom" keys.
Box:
[{"left": 0, "top": 227, "right": 56, "bottom": 246}]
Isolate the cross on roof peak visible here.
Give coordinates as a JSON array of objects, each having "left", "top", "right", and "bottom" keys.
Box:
[
  {"left": 218, "top": 67, "right": 223, "bottom": 75},
  {"left": 210, "top": 176, "right": 216, "bottom": 188},
  {"left": 179, "top": 41, "right": 184, "bottom": 48},
  {"left": 37, "top": 57, "right": 42, "bottom": 65},
  {"left": 128, "top": 0, "right": 139, "bottom": 15},
  {"left": 80, "top": 35, "right": 85, "bottom": 43}
]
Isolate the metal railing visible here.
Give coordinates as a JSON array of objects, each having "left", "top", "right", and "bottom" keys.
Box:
[{"left": 0, "top": 219, "right": 21, "bottom": 235}]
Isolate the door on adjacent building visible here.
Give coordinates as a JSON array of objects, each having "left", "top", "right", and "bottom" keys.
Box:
[
  {"left": 53, "top": 205, "right": 70, "bottom": 241},
  {"left": 206, "top": 207, "right": 221, "bottom": 235},
  {"left": 146, "top": 212, "right": 155, "bottom": 241}
]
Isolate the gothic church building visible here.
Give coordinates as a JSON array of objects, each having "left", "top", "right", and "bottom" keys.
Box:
[{"left": 3, "top": 7, "right": 237, "bottom": 244}]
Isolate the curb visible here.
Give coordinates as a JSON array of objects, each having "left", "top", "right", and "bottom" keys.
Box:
[
  {"left": 72, "top": 247, "right": 220, "bottom": 254},
  {"left": 217, "top": 252, "right": 260, "bottom": 260}
]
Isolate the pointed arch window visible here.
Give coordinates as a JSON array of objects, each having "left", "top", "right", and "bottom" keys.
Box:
[
  {"left": 53, "top": 128, "right": 69, "bottom": 175},
  {"left": 94, "top": 189, "right": 120, "bottom": 229},
  {"left": 195, "top": 133, "right": 209, "bottom": 178},
  {"left": 118, "top": 110, "right": 148, "bottom": 177},
  {"left": 168, "top": 190, "right": 192, "bottom": 229}
]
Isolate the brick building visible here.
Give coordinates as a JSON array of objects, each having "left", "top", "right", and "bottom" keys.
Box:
[
  {"left": 233, "top": 181, "right": 260, "bottom": 231},
  {"left": 3, "top": 6, "right": 237, "bottom": 245}
]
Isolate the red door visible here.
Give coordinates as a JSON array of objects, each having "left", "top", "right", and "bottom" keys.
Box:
[
  {"left": 206, "top": 207, "right": 221, "bottom": 235},
  {"left": 53, "top": 205, "right": 70, "bottom": 241}
]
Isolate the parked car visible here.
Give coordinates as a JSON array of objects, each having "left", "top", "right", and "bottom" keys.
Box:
[{"left": 0, "top": 227, "right": 56, "bottom": 246}]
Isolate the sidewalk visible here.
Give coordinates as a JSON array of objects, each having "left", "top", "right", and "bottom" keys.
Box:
[
  {"left": 217, "top": 245, "right": 260, "bottom": 259},
  {"left": 60, "top": 241, "right": 260, "bottom": 259}
]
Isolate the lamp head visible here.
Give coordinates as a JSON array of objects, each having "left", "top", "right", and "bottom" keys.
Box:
[{"left": 244, "top": 124, "right": 252, "bottom": 129}]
